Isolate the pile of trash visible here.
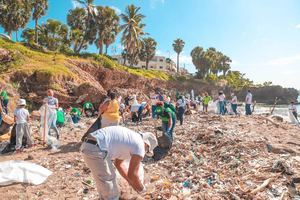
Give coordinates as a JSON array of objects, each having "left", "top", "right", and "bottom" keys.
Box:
[
  {"left": 129, "top": 114, "right": 300, "bottom": 199},
  {"left": 0, "top": 113, "right": 299, "bottom": 199}
]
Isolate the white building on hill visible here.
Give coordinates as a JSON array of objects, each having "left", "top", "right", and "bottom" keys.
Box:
[{"left": 112, "top": 55, "right": 177, "bottom": 73}]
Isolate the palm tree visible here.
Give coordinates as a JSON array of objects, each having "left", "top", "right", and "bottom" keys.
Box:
[
  {"left": 139, "top": 37, "right": 157, "bottom": 69},
  {"left": 21, "top": 28, "right": 36, "bottom": 44},
  {"left": 70, "top": 0, "right": 97, "bottom": 53},
  {"left": 67, "top": 7, "right": 91, "bottom": 53},
  {"left": 69, "top": 28, "right": 87, "bottom": 53},
  {"left": 103, "top": 30, "right": 119, "bottom": 55},
  {"left": 32, "top": 0, "right": 48, "bottom": 44},
  {"left": 95, "top": 6, "right": 120, "bottom": 55},
  {"left": 38, "top": 19, "right": 69, "bottom": 51},
  {"left": 191, "top": 46, "right": 208, "bottom": 79},
  {"left": 120, "top": 5, "right": 146, "bottom": 66},
  {"left": 172, "top": 38, "right": 185, "bottom": 73},
  {"left": 0, "top": 0, "right": 32, "bottom": 40},
  {"left": 205, "top": 47, "right": 218, "bottom": 75},
  {"left": 220, "top": 54, "right": 231, "bottom": 76},
  {"left": 102, "top": 7, "right": 120, "bottom": 55}
]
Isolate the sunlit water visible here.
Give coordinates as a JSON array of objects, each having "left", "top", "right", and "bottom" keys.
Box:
[{"left": 240, "top": 104, "right": 300, "bottom": 122}]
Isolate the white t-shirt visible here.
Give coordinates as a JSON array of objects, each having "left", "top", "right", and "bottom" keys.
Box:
[
  {"left": 219, "top": 94, "right": 225, "bottom": 101},
  {"left": 231, "top": 96, "right": 238, "bottom": 104},
  {"left": 14, "top": 108, "right": 29, "bottom": 124},
  {"left": 91, "top": 126, "right": 145, "bottom": 160},
  {"left": 289, "top": 105, "right": 297, "bottom": 113},
  {"left": 177, "top": 98, "right": 186, "bottom": 108},
  {"left": 245, "top": 93, "right": 252, "bottom": 104}
]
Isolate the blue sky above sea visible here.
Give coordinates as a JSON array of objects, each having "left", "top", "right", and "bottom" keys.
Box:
[{"left": 1, "top": 0, "right": 300, "bottom": 89}]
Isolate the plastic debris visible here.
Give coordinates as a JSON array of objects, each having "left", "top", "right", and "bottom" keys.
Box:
[{"left": 0, "top": 160, "right": 52, "bottom": 186}]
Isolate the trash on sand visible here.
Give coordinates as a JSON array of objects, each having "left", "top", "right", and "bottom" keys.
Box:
[
  {"left": 0, "top": 160, "right": 52, "bottom": 186},
  {"left": 182, "top": 180, "right": 191, "bottom": 188},
  {"left": 47, "top": 135, "right": 60, "bottom": 151},
  {"left": 250, "top": 178, "right": 275, "bottom": 194},
  {"left": 83, "top": 188, "right": 89, "bottom": 194},
  {"left": 271, "top": 159, "right": 293, "bottom": 175}
]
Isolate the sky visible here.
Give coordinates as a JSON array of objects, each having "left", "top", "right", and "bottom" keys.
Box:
[{"left": 1, "top": 0, "right": 300, "bottom": 88}]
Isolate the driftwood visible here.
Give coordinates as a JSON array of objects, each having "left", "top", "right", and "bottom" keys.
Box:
[
  {"left": 270, "top": 97, "right": 278, "bottom": 115},
  {"left": 260, "top": 116, "right": 287, "bottom": 130},
  {"left": 250, "top": 178, "right": 274, "bottom": 194},
  {"left": 264, "top": 117, "right": 280, "bottom": 127}
]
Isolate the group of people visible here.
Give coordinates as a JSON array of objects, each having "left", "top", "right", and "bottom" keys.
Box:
[
  {"left": 5, "top": 87, "right": 299, "bottom": 200},
  {"left": 79, "top": 89, "right": 256, "bottom": 199},
  {"left": 12, "top": 89, "right": 92, "bottom": 153},
  {"left": 13, "top": 89, "right": 60, "bottom": 153},
  {"left": 216, "top": 90, "right": 253, "bottom": 116}
]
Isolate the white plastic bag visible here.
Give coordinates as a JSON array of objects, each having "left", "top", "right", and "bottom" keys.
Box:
[
  {"left": 226, "top": 103, "right": 234, "bottom": 115},
  {"left": 39, "top": 105, "right": 60, "bottom": 149},
  {"left": 207, "top": 101, "right": 218, "bottom": 114},
  {"left": 288, "top": 110, "right": 299, "bottom": 124},
  {"left": 130, "top": 95, "right": 141, "bottom": 112},
  {"left": 0, "top": 160, "right": 52, "bottom": 186}
]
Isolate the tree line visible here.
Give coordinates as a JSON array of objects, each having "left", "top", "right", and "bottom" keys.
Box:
[
  {"left": 0, "top": 0, "right": 157, "bottom": 68},
  {"left": 0, "top": 0, "right": 234, "bottom": 78}
]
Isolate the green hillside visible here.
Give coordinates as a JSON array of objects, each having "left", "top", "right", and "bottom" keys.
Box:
[{"left": 0, "top": 38, "right": 172, "bottom": 81}]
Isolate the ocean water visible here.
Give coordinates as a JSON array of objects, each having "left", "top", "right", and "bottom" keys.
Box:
[{"left": 243, "top": 104, "right": 300, "bottom": 122}]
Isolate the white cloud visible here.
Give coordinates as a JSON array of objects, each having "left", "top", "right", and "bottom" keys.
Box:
[
  {"left": 295, "top": 24, "right": 300, "bottom": 29},
  {"left": 71, "top": 0, "right": 82, "bottom": 8},
  {"left": 237, "top": 54, "right": 300, "bottom": 68},
  {"left": 109, "top": 6, "right": 121, "bottom": 15},
  {"left": 150, "top": 0, "right": 165, "bottom": 9},
  {"left": 233, "top": 54, "right": 300, "bottom": 88},
  {"left": 264, "top": 54, "right": 300, "bottom": 67}
]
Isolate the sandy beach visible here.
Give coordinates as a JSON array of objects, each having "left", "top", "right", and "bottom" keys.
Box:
[{"left": 1, "top": 113, "right": 300, "bottom": 200}]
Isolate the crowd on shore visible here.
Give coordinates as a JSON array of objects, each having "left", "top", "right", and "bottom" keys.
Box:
[{"left": 1, "top": 86, "right": 299, "bottom": 199}]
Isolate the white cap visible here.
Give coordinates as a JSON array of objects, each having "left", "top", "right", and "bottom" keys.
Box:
[
  {"left": 18, "top": 99, "right": 26, "bottom": 106},
  {"left": 140, "top": 132, "right": 158, "bottom": 156}
]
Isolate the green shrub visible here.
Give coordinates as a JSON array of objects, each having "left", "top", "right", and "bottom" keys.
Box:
[{"left": 206, "top": 73, "right": 218, "bottom": 82}]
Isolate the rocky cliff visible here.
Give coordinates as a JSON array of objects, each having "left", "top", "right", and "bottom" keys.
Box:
[
  {"left": 237, "top": 86, "right": 299, "bottom": 105},
  {"left": 0, "top": 38, "right": 222, "bottom": 111}
]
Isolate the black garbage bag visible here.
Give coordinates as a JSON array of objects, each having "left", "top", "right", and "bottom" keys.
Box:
[
  {"left": 152, "top": 131, "right": 172, "bottom": 161},
  {"left": 153, "top": 146, "right": 170, "bottom": 161},
  {"left": 132, "top": 112, "right": 139, "bottom": 122},
  {"left": 1, "top": 143, "right": 13, "bottom": 154},
  {"left": 157, "top": 132, "right": 172, "bottom": 149},
  {"left": 0, "top": 121, "right": 11, "bottom": 136},
  {"left": 81, "top": 116, "right": 102, "bottom": 142},
  {"left": 1, "top": 124, "right": 27, "bottom": 154}
]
